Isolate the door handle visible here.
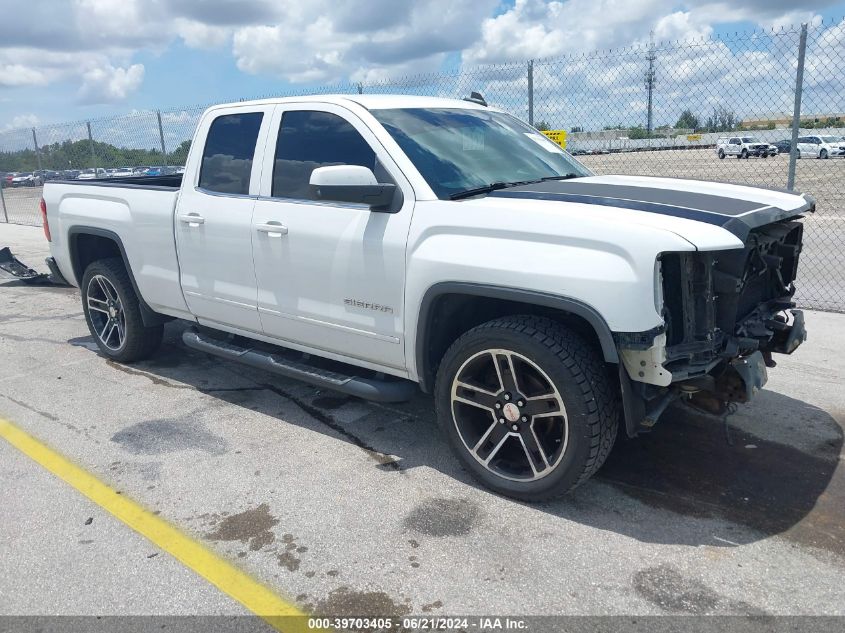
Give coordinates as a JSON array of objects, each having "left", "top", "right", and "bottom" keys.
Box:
[
  {"left": 256, "top": 222, "right": 288, "bottom": 236},
  {"left": 179, "top": 214, "right": 205, "bottom": 226}
]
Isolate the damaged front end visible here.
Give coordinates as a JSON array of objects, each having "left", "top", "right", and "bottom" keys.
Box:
[{"left": 617, "top": 219, "right": 807, "bottom": 436}]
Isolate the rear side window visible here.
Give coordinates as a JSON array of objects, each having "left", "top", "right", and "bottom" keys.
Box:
[
  {"left": 272, "top": 110, "right": 378, "bottom": 200},
  {"left": 199, "top": 112, "right": 263, "bottom": 195}
]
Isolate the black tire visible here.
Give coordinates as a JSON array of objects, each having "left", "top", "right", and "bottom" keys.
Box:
[
  {"left": 718, "top": 149, "right": 725, "bottom": 159},
  {"left": 740, "top": 149, "right": 748, "bottom": 159},
  {"left": 81, "top": 258, "right": 163, "bottom": 362},
  {"left": 434, "top": 315, "right": 618, "bottom": 501},
  {"left": 820, "top": 149, "right": 828, "bottom": 159}
]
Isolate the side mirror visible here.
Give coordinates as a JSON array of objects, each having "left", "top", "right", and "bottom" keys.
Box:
[{"left": 309, "top": 165, "right": 397, "bottom": 211}]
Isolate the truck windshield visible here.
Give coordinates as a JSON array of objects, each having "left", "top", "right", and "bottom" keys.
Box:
[{"left": 371, "top": 107, "right": 591, "bottom": 200}]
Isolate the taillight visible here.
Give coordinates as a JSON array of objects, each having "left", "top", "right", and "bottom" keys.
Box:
[{"left": 40, "top": 198, "right": 51, "bottom": 242}]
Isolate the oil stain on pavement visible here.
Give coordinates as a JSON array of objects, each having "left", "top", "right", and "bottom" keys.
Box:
[
  {"left": 204, "top": 503, "right": 279, "bottom": 551},
  {"left": 277, "top": 533, "right": 308, "bottom": 572},
  {"left": 306, "top": 586, "right": 411, "bottom": 618},
  {"left": 403, "top": 498, "right": 481, "bottom": 537},
  {"left": 633, "top": 564, "right": 766, "bottom": 615},
  {"left": 111, "top": 418, "right": 227, "bottom": 455}
]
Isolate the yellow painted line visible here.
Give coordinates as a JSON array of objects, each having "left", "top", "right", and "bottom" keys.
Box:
[{"left": 0, "top": 417, "right": 318, "bottom": 633}]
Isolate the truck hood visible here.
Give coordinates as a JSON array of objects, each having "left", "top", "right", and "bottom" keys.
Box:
[{"left": 488, "top": 174, "right": 814, "bottom": 242}]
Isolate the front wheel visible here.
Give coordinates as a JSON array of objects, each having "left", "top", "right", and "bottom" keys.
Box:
[
  {"left": 434, "top": 316, "right": 618, "bottom": 501},
  {"left": 81, "top": 258, "right": 163, "bottom": 362},
  {"left": 718, "top": 149, "right": 725, "bottom": 159},
  {"left": 820, "top": 149, "right": 828, "bottom": 159}
]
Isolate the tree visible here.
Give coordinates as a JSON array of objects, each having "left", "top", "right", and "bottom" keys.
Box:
[
  {"left": 628, "top": 125, "right": 649, "bottom": 139},
  {"left": 675, "top": 109, "right": 700, "bottom": 131},
  {"left": 704, "top": 106, "right": 738, "bottom": 133},
  {"left": 533, "top": 120, "right": 551, "bottom": 131}
]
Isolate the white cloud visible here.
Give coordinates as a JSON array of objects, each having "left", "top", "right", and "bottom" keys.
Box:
[
  {"left": 0, "top": 65, "right": 48, "bottom": 87},
  {"left": 231, "top": 0, "right": 498, "bottom": 84},
  {"left": 175, "top": 19, "right": 231, "bottom": 49},
  {"left": 2, "top": 113, "right": 39, "bottom": 131},
  {"left": 78, "top": 63, "right": 145, "bottom": 104}
]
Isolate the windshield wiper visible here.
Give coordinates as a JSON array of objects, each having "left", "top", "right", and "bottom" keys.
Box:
[
  {"left": 449, "top": 181, "right": 520, "bottom": 200},
  {"left": 449, "top": 174, "right": 581, "bottom": 200},
  {"left": 540, "top": 174, "right": 580, "bottom": 181}
]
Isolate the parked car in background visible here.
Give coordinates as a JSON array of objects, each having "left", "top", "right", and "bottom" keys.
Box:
[
  {"left": 111, "top": 168, "right": 135, "bottom": 178},
  {"left": 773, "top": 139, "right": 792, "bottom": 154},
  {"left": 716, "top": 136, "right": 773, "bottom": 159},
  {"left": 33, "top": 170, "right": 58, "bottom": 181},
  {"left": 9, "top": 172, "right": 43, "bottom": 187},
  {"left": 61, "top": 170, "right": 82, "bottom": 180},
  {"left": 77, "top": 168, "right": 108, "bottom": 180},
  {"left": 144, "top": 166, "right": 163, "bottom": 176},
  {"left": 2, "top": 172, "right": 16, "bottom": 187},
  {"left": 796, "top": 135, "right": 845, "bottom": 159}
]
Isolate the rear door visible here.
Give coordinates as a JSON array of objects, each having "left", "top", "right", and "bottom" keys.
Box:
[
  {"left": 728, "top": 138, "right": 741, "bottom": 155},
  {"left": 175, "top": 105, "right": 273, "bottom": 332},
  {"left": 250, "top": 103, "right": 414, "bottom": 371},
  {"left": 796, "top": 136, "right": 814, "bottom": 157}
]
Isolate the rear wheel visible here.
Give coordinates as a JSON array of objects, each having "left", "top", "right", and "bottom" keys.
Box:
[
  {"left": 718, "top": 149, "right": 725, "bottom": 159},
  {"left": 820, "top": 149, "right": 828, "bottom": 159},
  {"left": 81, "top": 258, "right": 163, "bottom": 362},
  {"left": 434, "top": 316, "right": 618, "bottom": 501}
]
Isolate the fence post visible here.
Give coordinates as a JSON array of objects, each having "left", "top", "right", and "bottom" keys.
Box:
[
  {"left": 32, "top": 128, "right": 43, "bottom": 172},
  {"left": 157, "top": 110, "right": 168, "bottom": 167},
  {"left": 87, "top": 121, "right": 97, "bottom": 170},
  {"left": 787, "top": 23, "right": 808, "bottom": 191},
  {"left": 527, "top": 60, "right": 534, "bottom": 126},
  {"left": 0, "top": 177, "right": 8, "bottom": 223}
]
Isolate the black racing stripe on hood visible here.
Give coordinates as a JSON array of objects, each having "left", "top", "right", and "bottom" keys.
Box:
[
  {"left": 493, "top": 180, "right": 764, "bottom": 215},
  {"left": 488, "top": 180, "right": 811, "bottom": 240}
]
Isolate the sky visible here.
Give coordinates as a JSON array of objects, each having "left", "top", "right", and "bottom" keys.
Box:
[{"left": 1, "top": 0, "right": 845, "bottom": 133}]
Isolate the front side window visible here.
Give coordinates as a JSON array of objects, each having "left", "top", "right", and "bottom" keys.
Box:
[
  {"left": 371, "top": 107, "right": 590, "bottom": 200},
  {"left": 272, "top": 110, "right": 379, "bottom": 200},
  {"left": 199, "top": 112, "right": 263, "bottom": 195}
]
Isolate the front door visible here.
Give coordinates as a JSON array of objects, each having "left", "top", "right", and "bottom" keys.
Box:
[
  {"left": 175, "top": 106, "right": 273, "bottom": 332},
  {"left": 250, "top": 104, "right": 413, "bottom": 371}
]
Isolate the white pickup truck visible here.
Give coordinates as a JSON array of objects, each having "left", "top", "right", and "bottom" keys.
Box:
[{"left": 42, "top": 94, "right": 811, "bottom": 500}]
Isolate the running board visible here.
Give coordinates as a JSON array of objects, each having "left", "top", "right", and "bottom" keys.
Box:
[{"left": 182, "top": 328, "right": 417, "bottom": 403}]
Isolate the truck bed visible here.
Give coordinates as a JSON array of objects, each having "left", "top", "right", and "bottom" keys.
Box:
[{"left": 54, "top": 174, "right": 183, "bottom": 191}]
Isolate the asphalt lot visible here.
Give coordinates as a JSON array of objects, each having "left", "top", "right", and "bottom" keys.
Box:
[{"left": 1, "top": 223, "right": 844, "bottom": 621}]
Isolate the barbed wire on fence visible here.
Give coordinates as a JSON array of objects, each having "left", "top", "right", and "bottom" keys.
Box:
[{"left": 1, "top": 19, "right": 843, "bottom": 311}]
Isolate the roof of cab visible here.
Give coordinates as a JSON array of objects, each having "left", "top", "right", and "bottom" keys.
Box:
[{"left": 206, "top": 94, "right": 491, "bottom": 112}]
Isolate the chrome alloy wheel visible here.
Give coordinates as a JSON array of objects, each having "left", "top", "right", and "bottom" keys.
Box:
[
  {"left": 450, "top": 349, "right": 568, "bottom": 482},
  {"left": 86, "top": 274, "right": 126, "bottom": 351}
]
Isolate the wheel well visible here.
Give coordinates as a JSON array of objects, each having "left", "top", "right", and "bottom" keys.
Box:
[
  {"left": 70, "top": 233, "right": 122, "bottom": 282},
  {"left": 418, "top": 291, "right": 613, "bottom": 392},
  {"left": 68, "top": 228, "right": 171, "bottom": 327}
]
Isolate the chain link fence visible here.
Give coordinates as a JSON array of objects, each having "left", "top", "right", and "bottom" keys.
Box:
[{"left": 1, "top": 21, "right": 843, "bottom": 310}]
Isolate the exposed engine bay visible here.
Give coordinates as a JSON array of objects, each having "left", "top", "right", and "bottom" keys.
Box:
[{"left": 618, "top": 218, "right": 809, "bottom": 435}]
